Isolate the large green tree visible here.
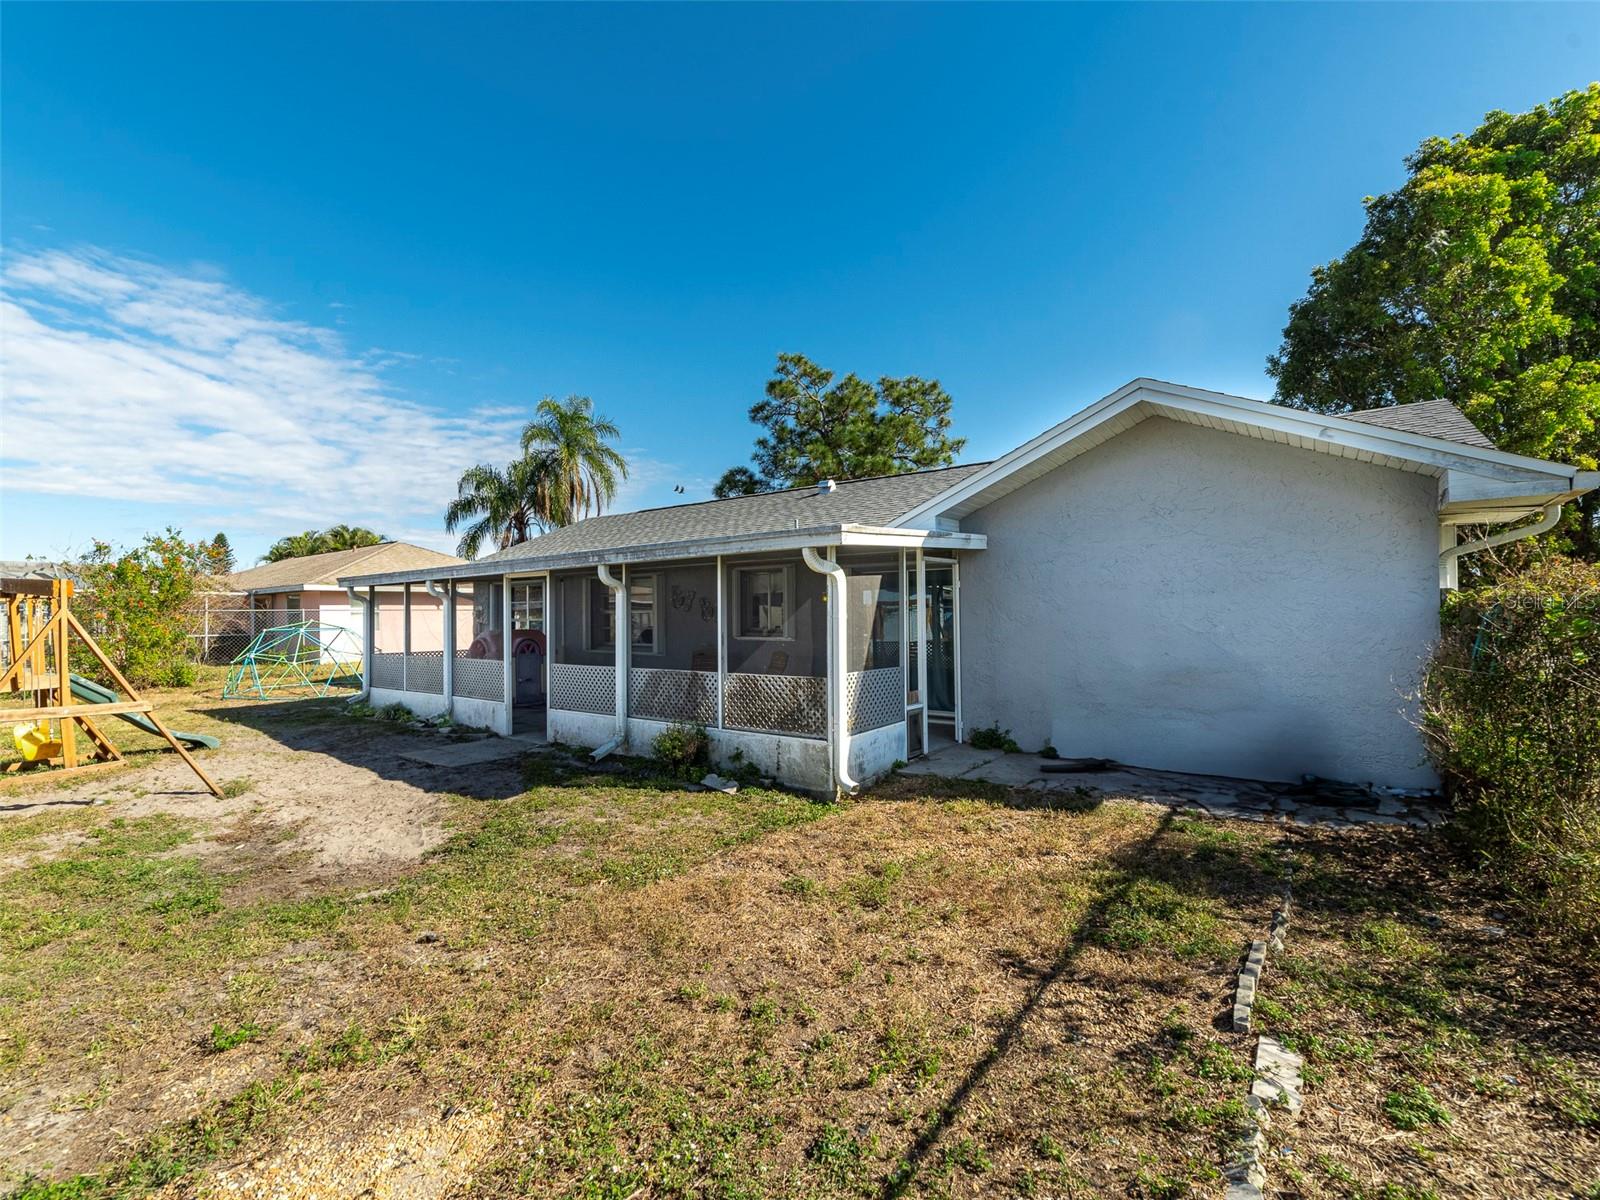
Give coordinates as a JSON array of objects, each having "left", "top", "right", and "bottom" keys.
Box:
[
  {"left": 444, "top": 454, "right": 566, "bottom": 559},
  {"left": 520, "top": 395, "right": 629, "bottom": 520},
  {"left": 1268, "top": 85, "right": 1600, "bottom": 555},
  {"left": 716, "top": 352, "right": 965, "bottom": 494}
]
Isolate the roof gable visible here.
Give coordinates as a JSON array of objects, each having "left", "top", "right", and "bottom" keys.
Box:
[{"left": 893, "top": 379, "right": 1593, "bottom": 527}]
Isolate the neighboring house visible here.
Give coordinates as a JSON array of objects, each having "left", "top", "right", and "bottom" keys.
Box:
[
  {"left": 340, "top": 380, "right": 1597, "bottom": 795},
  {"left": 228, "top": 542, "right": 464, "bottom": 652}
]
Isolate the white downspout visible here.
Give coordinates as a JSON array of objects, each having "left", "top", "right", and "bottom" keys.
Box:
[
  {"left": 346, "top": 585, "right": 371, "bottom": 703},
  {"left": 801, "top": 546, "right": 860, "bottom": 797},
  {"left": 593, "top": 564, "right": 628, "bottom": 759},
  {"left": 1439, "top": 503, "right": 1562, "bottom": 588},
  {"left": 426, "top": 579, "right": 453, "bottom": 719}
]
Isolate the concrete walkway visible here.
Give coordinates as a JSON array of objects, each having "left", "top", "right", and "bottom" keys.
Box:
[
  {"left": 899, "top": 743, "right": 1444, "bottom": 828},
  {"left": 398, "top": 731, "right": 549, "bottom": 769}
]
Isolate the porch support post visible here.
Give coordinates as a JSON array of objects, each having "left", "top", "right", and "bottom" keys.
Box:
[
  {"left": 501, "top": 577, "right": 514, "bottom": 726},
  {"left": 597, "top": 564, "right": 628, "bottom": 744},
  {"left": 402, "top": 582, "right": 412, "bottom": 691},
  {"left": 441, "top": 581, "right": 455, "bottom": 717},
  {"left": 951, "top": 557, "right": 963, "bottom": 742},
  {"left": 362, "top": 586, "right": 375, "bottom": 699},
  {"left": 916, "top": 549, "right": 928, "bottom": 755},
  {"left": 715, "top": 555, "right": 726, "bottom": 729},
  {"left": 899, "top": 550, "right": 909, "bottom": 719}
]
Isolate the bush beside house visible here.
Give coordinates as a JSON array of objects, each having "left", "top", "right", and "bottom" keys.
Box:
[{"left": 1422, "top": 557, "right": 1600, "bottom": 949}]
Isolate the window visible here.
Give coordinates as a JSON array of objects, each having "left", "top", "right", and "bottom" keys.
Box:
[
  {"left": 511, "top": 582, "right": 543, "bottom": 631},
  {"left": 737, "top": 566, "right": 792, "bottom": 640},
  {"left": 588, "top": 575, "right": 659, "bottom": 653}
]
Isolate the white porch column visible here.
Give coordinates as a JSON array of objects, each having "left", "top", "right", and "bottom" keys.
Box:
[
  {"left": 402, "top": 582, "right": 412, "bottom": 691},
  {"left": 596, "top": 564, "right": 628, "bottom": 743},
  {"left": 916, "top": 549, "right": 929, "bottom": 754},
  {"left": 501, "top": 578, "right": 514, "bottom": 718},
  {"left": 363, "top": 586, "right": 375, "bottom": 696},
  {"left": 898, "top": 550, "right": 909, "bottom": 718},
  {"left": 441, "top": 581, "right": 455, "bottom": 716},
  {"left": 715, "top": 555, "right": 726, "bottom": 729}
]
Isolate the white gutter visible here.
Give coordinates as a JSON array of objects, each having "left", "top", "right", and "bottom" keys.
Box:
[
  {"left": 801, "top": 546, "right": 859, "bottom": 797},
  {"left": 1439, "top": 502, "right": 1562, "bottom": 588},
  {"left": 345, "top": 586, "right": 371, "bottom": 703},
  {"left": 592, "top": 564, "right": 628, "bottom": 760}
]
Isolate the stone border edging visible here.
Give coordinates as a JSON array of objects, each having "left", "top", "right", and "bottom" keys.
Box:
[{"left": 1224, "top": 864, "right": 1300, "bottom": 1200}]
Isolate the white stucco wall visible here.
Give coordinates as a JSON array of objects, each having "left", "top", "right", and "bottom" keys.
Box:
[
  {"left": 368, "top": 687, "right": 512, "bottom": 735},
  {"left": 957, "top": 417, "right": 1441, "bottom": 788}
]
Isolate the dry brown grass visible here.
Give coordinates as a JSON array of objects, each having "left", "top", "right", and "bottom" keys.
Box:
[{"left": 1, "top": 702, "right": 1595, "bottom": 1199}]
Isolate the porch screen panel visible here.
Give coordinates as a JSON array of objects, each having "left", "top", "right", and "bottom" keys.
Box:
[
  {"left": 453, "top": 581, "right": 506, "bottom": 702},
  {"left": 628, "top": 560, "right": 718, "bottom": 724},
  {"left": 370, "top": 592, "right": 404, "bottom": 688},
  {"left": 724, "top": 555, "right": 826, "bottom": 737},
  {"left": 549, "top": 570, "right": 614, "bottom": 714},
  {"left": 840, "top": 551, "right": 905, "bottom": 731}
]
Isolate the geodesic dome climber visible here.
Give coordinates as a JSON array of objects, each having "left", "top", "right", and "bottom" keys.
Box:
[{"left": 222, "top": 619, "right": 362, "bottom": 699}]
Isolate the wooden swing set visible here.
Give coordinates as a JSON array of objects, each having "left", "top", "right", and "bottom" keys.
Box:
[{"left": 1, "top": 578, "right": 223, "bottom": 797}]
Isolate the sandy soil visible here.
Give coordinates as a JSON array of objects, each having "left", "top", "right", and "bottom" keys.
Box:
[{"left": 0, "top": 696, "right": 534, "bottom": 1180}]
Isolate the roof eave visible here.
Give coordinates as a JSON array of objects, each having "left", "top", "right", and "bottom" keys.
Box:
[{"left": 339, "top": 524, "right": 987, "bottom": 588}]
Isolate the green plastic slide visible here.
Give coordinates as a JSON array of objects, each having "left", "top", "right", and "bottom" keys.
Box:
[{"left": 68, "top": 674, "right": 221, "bottom": 750}]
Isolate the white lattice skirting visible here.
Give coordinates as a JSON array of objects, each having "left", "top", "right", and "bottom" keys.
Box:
[
  {"left": 550, "top": 663, "right": 616, "bottom": 715},
  {"left": 370, "top": 652, "right": 404, "bottom": 691},
  {"left": 453, "top": 656, "right": 504, "bottom": 702},
  {"left": 629, "top": 668, "right": 716, "bottom": 724},
  {"left": 848, "top": 667, "right": 905, "bottom": 733},
  {"left": 724, "top": 672, "right": 826, "bottom": 738},
  {"left": 405, "top": 651, "right": 445, "bottom": 695}
]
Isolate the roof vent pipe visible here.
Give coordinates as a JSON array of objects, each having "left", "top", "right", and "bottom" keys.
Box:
[{"left": 818, "top": 479, "right": 836, "bottom": 494}]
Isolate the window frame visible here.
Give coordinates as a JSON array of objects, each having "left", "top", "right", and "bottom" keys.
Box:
[
  {"left": 586, "top": 574, "right": 662, "bottom": 655},
  {"left": 734, "top": 564, "right": 796, "bottom": 642}
]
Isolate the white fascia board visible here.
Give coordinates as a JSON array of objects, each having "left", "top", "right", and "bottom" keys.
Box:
[
  {"left": 339, "top": 525, "right": 987, "bottom": 588},
  {"left": 892, "top": 377, "right": 1593, "bottom": 528}
]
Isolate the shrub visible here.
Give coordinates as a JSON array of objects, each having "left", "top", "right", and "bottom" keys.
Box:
[
  {"left": 78, "top": 530, "right": 206, "bottom": 688},
  {"left": 969, "top": 722, "right": 1020, "bottom": 753},
  {"left": 652, "top": 722, "right": 709, "bottom": 777},
  {"left": 1421, "top": 557, "right": 1600, "bottom": 949}
]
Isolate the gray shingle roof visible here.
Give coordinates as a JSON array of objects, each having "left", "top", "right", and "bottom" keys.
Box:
[
  {"left": 1341, "top": 400, "right": 1497, "bottom": 450},
  {"left": 480, "top": 464, "right": 992, "bottom": 562}
]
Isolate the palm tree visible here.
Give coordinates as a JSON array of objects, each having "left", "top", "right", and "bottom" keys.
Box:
[
  {"left": 261, "top": 531, "right": 327, "bottom": 562},
  {"left": 444, "top": 454, "right": 567, "bottom": 559},
  {"left": 520, "top": 395, "right": 628, "bottom": 521},
  {"left": 321, "top": 524, "right": 386, "bottom": 551}
]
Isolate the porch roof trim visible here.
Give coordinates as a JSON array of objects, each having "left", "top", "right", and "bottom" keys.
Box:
[{"left": 338, "top": 524, "right": 986, "bottom": 588}]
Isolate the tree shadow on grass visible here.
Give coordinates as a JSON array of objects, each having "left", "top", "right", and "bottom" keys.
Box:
[{"left": 875, "top": 808, "right": 1181, "bottom": 1198}]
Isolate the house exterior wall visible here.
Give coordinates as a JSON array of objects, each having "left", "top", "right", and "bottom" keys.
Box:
[{"left": 957, "top": 417, "right": 1441, "bottom": 788}]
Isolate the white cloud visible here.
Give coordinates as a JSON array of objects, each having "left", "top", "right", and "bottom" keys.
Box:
[{"left": 0, "top": 246, "right": 685, "bottom": 553}]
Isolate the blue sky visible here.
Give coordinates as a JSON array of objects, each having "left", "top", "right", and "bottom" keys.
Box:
[{"left": 2, "top": 3, "right": 1593, "bottom": 563}]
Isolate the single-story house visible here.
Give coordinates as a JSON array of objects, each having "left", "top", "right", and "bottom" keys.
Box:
[
  {"left": 340, "top": 380, "right": 1597, "bottom": 795},
  {"left": 228, "top": 542, "right": 463, "bottom": 653}
]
